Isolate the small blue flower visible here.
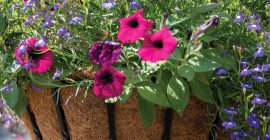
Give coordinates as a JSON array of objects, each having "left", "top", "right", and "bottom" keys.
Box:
[
  {"left": 102, "top": 0, "right": 116, "bottom": 10},
  {"left": 32, "top": 85, "right": 41, "bottom": 91},
  {"left": 240, "top": 68, "right": 252, "bottom": 77},
  {"left": 57, "top": 27, "right": 72, "bottom": 39},
  {"left": 229, "top": 131, "right": 243, "bottom": 139},
  {"left": 250, "top": 65, "right": 263, "bottom": 74},
  {"left": 129, "top": 0, "right": 141, "bottom": 10},
  {"left": 2, "top": 84, "right": 11, "bottom": 93},
  {"left": 265, "top": 32, "right": 270, "bottom": 43},
  {"left": 52, "top": 68, "right": 61, "bottom": 80},
  {"left": 215, "top": 68, "right": 228, "bottom": 75},
  {"left": 246, "top": 20, "right": 262, "bottom": 31},
  {"left": 252, "top": 75, "right": 267, "bottom": 83},
  {"left": 34, "top": 36, "right": 46, "bottom": 48},
  {"left": 69, "top": 16, "right": 83, "bottom": 25},
  {"left": 253, "top": 45, "right": 265, "bottom": 59},
  {"left": 17, "top": 44, "right": 28, "bottom": 55},
  {"left": 224, "top": 107, "right": 237, "bottom": 115},
  {"left": 234, "top": 11, "right": 245, "bottom": 23},
  {"left": 247, "top": 113, "right": 260, "bottom": 129},
  {"left": 240, "top": 81, "right": 253, "bottom": 91},
  {"left": 24, "top": 15, "right": 32, "bottom": 25},
  {"left": 251, "top": 94, "right": 267, "bottom": 105},
  {"left": 240, "top": 58, "right": 250, "bottom": 69},
  {"left": 265, "top": 129, "right": 270, "bottom": 140},
  {"left": 222, "top": 118, "right": 237, "bottom": 129}
]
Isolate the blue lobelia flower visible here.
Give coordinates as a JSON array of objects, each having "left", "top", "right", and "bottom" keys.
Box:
[
  {"left": 240, "top": 68, "right": 252, "bottom": 77},
  {"left": 252, "top": 75, "right": 267, "bottom": 83},
  {"left": 215, "top": 68, "right": 228, "bottom": 75},
  {"left": 69, "top": 16, "right": 83, "bottom": 25},
  {"left": 246, "top": 20, "right": 262, "bottom": 31},
  {"left": 24, "top": 15, "right": 32, "bottom": 25},
  {"left": 57, "top": 27, "right": 72, "bottom": 39},
  {"left": 222, "top": 117, "right": 237, "bottom": 130},
  {"left": 251, "top": 94, "right": 267, "bottom": 105},
  {"left": 265, "top": 32, "right": 270, "bottom": 43},
  {"left": 234, "top": 11, "right": 245, "bottom": 23},
  {"left": 265, "top": 129, "right": 270, "bottom": 140},
  {"left": 224, "top": 107, "right": 237, "bottom": 115},
  {"left": 240, "top": 58, "right": 250, "bottom": 69},
  {"left": 52, "top": 68, "right": 61, "bottom": 80},
  {"left": 253, "top": 44, "right": 265, "bottom": 59},
  {"left": 102, "top": 0, "right": 116, "bottom": 10},
  {"left": 250, "top": 64, "right": 263, "bottom": 74},
  {"left": 240, "top": 81, "right": 253, "bottom": 91},
  {"left": 129, "top": 0, "right": 142, "bottom": 10},
  {"left": 247, "top": 113, "right": 260, "bottom": 129},
  {"left": 229, "top": 131, "right": 243, "bottom": 139}
]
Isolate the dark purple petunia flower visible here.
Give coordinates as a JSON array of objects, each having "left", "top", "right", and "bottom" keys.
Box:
[
  {"left": 229, "top": 131, "right": 243, "bottom": 139},
  {"left": 102, "top": 0, "right": 116, "bottom": 10},
  {"left": 69, "top": 16, "right": 83, "bottom": 25},
  {"left": 240, "top": 68, "right": 252, "bottom": 77},
  {"left": 224, "top": 107, "right": 237, "bottom": 115},
  {"left": 222, "top": 118, "right": 237, "bottom": 130},
  {"left": 93, "top": 64, "right": 126, "bottom": 98},
  {"left": 251, "top": 94, "right": 267, "bottom": 105},
  {"left": 265, "top": 32, "right": 270, "bottom": 43},
  {"left": 52, "top": 68, "right": 61, "bottom": 80},
  {"left": 246, "top": 20, "right": 262, "bottom": 31},
  {"left": 240, "top": 81, "right": 253, "bottom": 91},
  {"left": 129, "top": 0, "right": 142, "bottom": 10},
  {"left": 215, "top": 68, "right": 228, "bottom": 75},
  {"left": 253, "top": 45, "right": 265, "bottom": 59},
  {"left": 57, "top": 27, "right": 72, "bottom": 39},
  {"left": 89, "top": 41, "right": 121, "bottom": 65},
  {"left": 252, "top": 75, "right": 267, "bottom": 83},
  {"left": 247, "top": 113, "right": 260, "bottom": 129},
  {"left": 234, "top": 11, "right": 245, "bottom": 23}
]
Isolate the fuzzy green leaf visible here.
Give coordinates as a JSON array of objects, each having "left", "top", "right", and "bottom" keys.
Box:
[{"left": 138, "top": 95, "right": 156, "bottom": 128}]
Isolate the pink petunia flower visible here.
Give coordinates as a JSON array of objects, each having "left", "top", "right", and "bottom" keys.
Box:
[
  {"left": 14, "top": 38, "right": 53, "bottom": 74},
  {"left": 93, "top": 65, "right": 126, "bottom": 98},
  {"left": 137, "top": 27, "right": 177, "bottom": 62},
  {"left": 117, "top": 9, "right": 154, "bottom": 44}
]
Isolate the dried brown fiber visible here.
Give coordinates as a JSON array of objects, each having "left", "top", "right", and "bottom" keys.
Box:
[{"left": 22, "top": 84, "right": 212, "bottom": 140}]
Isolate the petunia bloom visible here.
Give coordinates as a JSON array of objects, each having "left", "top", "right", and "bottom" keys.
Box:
[
  {"left": 93, "top": 65, "right": 126, "bottom": 98},
  {"left": 89, "top": 41, "right": 121, "bottom": 65},
  {"left": 14, "top": 38, "right": 53, "bottom": 74},
  {"left": 137, "top": 27, "right": 177, "bottom": 62},
  {"left": 117, "top": 9, "right": 154, "bottom": 43}
]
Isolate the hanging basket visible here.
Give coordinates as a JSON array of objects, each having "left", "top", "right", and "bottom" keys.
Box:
[{"left": 21, "top": 85, "right": 211, "bottom": 140}]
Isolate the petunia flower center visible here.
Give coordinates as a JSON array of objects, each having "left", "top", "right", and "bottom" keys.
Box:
[
  {"left": 128, "top": 18, "right": 139, "bottom": 28},
  {"left": 29, "top": 51, "right": 41, "bottom": 60},
  {"left": 153, "top": 40, "right": 163, "bottom": 48},
  {"left": 100, "top": 71, "right": 113, "bottom": 84}
]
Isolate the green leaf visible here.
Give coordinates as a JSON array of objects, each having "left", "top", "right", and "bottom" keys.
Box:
[
  {"left": 138, "top": 95, "right": 156, "bottom": 128},
  {"left": 190, "top": 79, "right": 214, "bottom": 103},
  {"left": 167, "top": 75, "right": 189, "bottom": 116},
  {"left": 0, "top": 13, "right": 7, "bottom": 34},
  {"left": 177, "top": 65, "right": 195, "bottom": 81},
  {"left": 137, "top": 81, "right": 170, "bottom": 107},
  {"left": 1, "top": 82, "right": 19, "bottom": 108},
  {"left": 200, "top": 35, "right": 219, "bottom": 43},
  {"left": 187, "top": 56, "right": 221, "bottom": 72},
  {"left": 29, "top": 72, "right": 63, "bottom": 88},
  {"left": 119, "top": 84, "right": 133, "bottom": 104},
  {"left": 193, "top": 3, "right": 219, "bottom": 15},
  {"left": 13, "top": 89, "right": 28, "bottom": 117}
]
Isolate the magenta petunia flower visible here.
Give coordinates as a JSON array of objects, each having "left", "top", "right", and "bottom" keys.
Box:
[
  {"left": 14, "top": 38, "right": 53, "bottom": 74},
  {"left": 117, "top": 9, "right": 154, "bottom": 44},
  {"left": 89, "top": 41, "right": 121, "bottom": 65},
  {"left": 93, "top": 65, "right": 126, "bottom": 98},
  {"left": 137, "top": 27, "right": 177, "bottom": 62}
]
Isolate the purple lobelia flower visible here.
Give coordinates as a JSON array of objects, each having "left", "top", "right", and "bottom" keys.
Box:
[
  {"left": 251, "top": 94, "right": 267, "bottom": 105},
  {"left": 267, "top": 103, "right": 270, "bottom": 108},
  {"left": 41, "top": 12, "right": 54, "bottom": 28},
  {"left": 215, "top": 68, "right": 228, "bottom": 75},
  {"left": 24, "top": 15, "right": 32, "bottom": 25},
  {"left": 129, "top": 0, "right": 142, "bottom": 10},
  {"left": 1, "top": 84, "right": 11, "bottom": 93},
  {"left": 89, "top": 41, "right": 121, "bottom": 65},
  {"left": 222, "top": 117, "right": 237, "bottom": 130},
  {"left": 52, "top": 68, "right": 61, "bottom": 80},
  {"left": 250, "top": 64, "right": 263, "bottom": 74},
  {"left": 265, "top": 32, "right": 270, "bottom": 43},
  {"left": 224, "top": 107, "right": 237, "bottom": 115},
  {"left": 240, "top": 68, "right": 252, "bottom": 77},
  {"left": 57, "top": 27, "right": 72, "bottom": 39},
  {"left": 234, "top": 11, "right": 245, "bottom": 23},
  {"left": 247, "top": 113, "right": 260, "bottom": 129},
  {"left": 252, "top": 75, "right": 267, "bottom": 83},
  {"left": 229, "top": 131, "right": 243, "bottom": 139},
  {"left": 34, "top": 35, "right": 46, "bottom": 49},
  {"left": 50, "top": 5, "right": 59, "bottom": 11},
  {"left": 240, "top": 81, "right": 253, "bottom": 91},
  {"left": 246, "top": 20, "right": 262, "bottom": 31},
  {"left": 102, "top": 0, "right": 116, "bottom": 10},
  {"left": 69, "top": 16, "right": 83, "bottom": 25},
  {"left": 240, "top": 58, "right": 250, "bottom": 69},
  {"left": 265, "top": 130, "right": 270, "bottom": 140},
  {"left": 253, "top": 44, "right": 265, "bottom": 59},
  {"left": 32, "top": 85, "right": 41, "bottom": 91}
]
